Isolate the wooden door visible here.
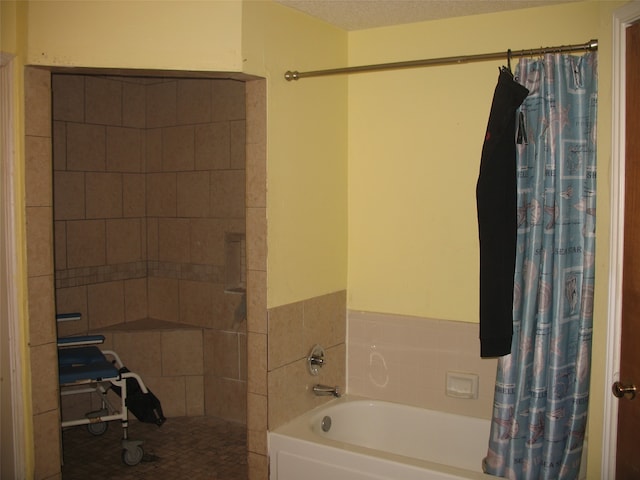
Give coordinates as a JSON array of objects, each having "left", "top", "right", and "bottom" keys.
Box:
[{"left": 616, "top": 20, "right": 640, "bottom": 480}]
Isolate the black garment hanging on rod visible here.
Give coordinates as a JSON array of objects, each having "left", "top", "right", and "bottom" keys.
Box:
[
  {"left": 284, "top": 39, "right": 597, "bottom": 81},
  {"left": 476, "top": 68, "right": 529, "bottom": 358}
]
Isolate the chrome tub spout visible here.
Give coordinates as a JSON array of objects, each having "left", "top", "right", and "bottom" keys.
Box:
[{"left": 313, "top": 384, "right": 341, "bottom": 397}]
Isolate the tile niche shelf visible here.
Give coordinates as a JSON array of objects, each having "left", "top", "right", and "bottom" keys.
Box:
[{"left": 225, "top": 233, "right": 246, "bottom": 294}]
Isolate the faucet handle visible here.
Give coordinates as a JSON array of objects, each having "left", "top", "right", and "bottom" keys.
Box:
[
  {"left": 307, "top": 344, "right": 325, "bottom": 376},
  {"left": 309, "top": 355, "right": 324, "bottom": 366}
]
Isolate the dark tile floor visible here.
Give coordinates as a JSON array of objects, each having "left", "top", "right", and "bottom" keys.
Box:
[{"left": 61, "top": 416, "right": 248, "bottom": 480}]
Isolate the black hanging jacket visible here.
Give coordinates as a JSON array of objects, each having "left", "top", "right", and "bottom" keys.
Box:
[{"left": 476, "top": 68, "right": 529, "bottom": 358}]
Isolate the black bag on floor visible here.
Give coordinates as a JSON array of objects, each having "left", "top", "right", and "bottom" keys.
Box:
[{"left": 112, "top": 367, "right": 166, "bottom": 426}]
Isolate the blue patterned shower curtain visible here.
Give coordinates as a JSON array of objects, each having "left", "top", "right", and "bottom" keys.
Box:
[{"left": 483, "top": 52, "right": 597, "bottom": 479}]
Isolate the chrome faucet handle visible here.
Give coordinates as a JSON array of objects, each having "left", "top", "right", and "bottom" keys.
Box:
[
  {"left": 309, "top": 355, "right": 324, "bottom": 366},
  {"left": 307, "top": 345, "right": 325, "bottom": 376}
]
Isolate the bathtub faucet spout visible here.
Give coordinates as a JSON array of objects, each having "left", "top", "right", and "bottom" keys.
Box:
[{"left": 313, "top": 384, "right": 341, "bottom": 398}]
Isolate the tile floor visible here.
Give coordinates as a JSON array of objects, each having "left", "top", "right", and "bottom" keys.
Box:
[{"left": 61, "top": 416, "right": 248, "bottom": 480}]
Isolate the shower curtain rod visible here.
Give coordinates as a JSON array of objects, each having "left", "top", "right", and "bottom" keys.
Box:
[{"left": 284, "top": 39, "right": 598, "bottom": 81}]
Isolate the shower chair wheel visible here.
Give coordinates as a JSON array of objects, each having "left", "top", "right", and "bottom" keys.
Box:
[
  {"left": 87, "top": 421, "right": 108, "bottom": 436},
  {"left": 122, "top": 444, "right": 145, "bottom": 466}
]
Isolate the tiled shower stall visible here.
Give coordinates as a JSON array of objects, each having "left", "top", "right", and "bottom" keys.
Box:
[
  {"left": 52, "top": 74, "right": 248, "bottom": 421},
  {"left": 24, "top": 67, "right": 272, "bottom": 478}
]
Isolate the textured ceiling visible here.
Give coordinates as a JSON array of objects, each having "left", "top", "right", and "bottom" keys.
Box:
[{"left": 275, "top": 0, "right": 577, "bottom": 31}]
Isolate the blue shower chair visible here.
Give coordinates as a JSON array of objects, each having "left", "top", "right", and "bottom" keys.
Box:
[{"left": 57, "top": 314, "right": 164, "bottom": 466}]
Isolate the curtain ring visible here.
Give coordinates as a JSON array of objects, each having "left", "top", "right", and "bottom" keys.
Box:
[{"left": 507, "top": 49, "right": 513, "bottom": 73}]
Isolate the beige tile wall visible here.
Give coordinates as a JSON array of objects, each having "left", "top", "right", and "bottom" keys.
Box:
[
  {"left": 53, "top": 74, "right": 147, "bottom": 322},
  {"left": 25, "top": 67, "right": 62, "bottom": 480},
  {"left": 245, "top": 289, "right": 347, "bottom": 479},
  {"left": 267, "top": 290, "right": 347, "bottom": 429},
  {"left": 347, "top": 311, "right": 498, "bottom": 419},
  {"left": 244, "top": 79, "right": 269, "bottom": 480},
  {"left": 52, "top": 74, "right": 249, "bottom": 423},
  {"left": 25, "top": 68, "right": 268, "bottom": 479}
]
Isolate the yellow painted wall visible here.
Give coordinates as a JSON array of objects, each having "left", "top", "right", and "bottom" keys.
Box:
[
  {"left": 347, "top": 1, "right": 604, "bottom": 321},
  {"left": 243, "top": 1, "right": 348, "bottom": 307},
  {"left": 346, "top": 1, "right": 624, "bottom": 477},
  {"left": 26, "top": 0, "right": 243, "bottom": 71},
  {"left": 25, "top": 0, "right": 349, "bottom": 306}
]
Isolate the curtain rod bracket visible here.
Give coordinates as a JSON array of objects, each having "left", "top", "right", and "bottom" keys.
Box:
[{"left": 284, "top": 71, "right": 300, "bottom": 81}]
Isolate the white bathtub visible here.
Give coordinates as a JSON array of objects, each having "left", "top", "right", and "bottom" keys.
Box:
[{"left": 269, "top": 396, "right": 492, "bottom": 480}]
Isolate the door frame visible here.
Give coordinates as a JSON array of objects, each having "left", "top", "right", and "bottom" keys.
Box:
[
  {"left": 604, "top": 2, "right": 640, "bottom": 478},
  {"left": 0, "top": 53, "right": 25, "bottom": 477}
]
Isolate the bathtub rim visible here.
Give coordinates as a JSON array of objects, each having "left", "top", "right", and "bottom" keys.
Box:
[{"left": 268, "top": 395, "right": 491, "bottom": 480}]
